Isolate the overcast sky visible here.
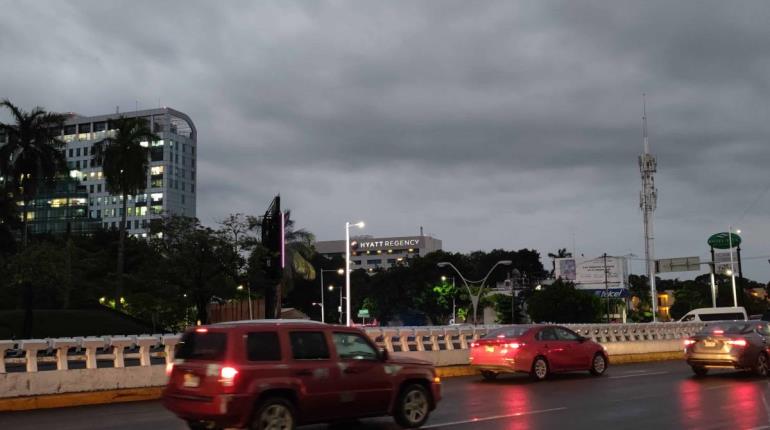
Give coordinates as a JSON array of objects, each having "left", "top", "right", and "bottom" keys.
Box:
[{"left": 2, "top": 0, "right": 770, "bottom": 282}]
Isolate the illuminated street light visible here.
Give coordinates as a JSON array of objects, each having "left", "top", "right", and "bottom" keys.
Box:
[
  {"left": 345, "top": 221, "right": 365, "bottom": 326},
  {"left": 728, "top": 225, "right": 739, "bottom": 307}
]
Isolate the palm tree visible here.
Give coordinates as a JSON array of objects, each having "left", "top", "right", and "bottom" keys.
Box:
[
  {"left": 93, "top": 116, "right": 158, "bottom": 310},
  {"left": 0, "top": 100, "right": 67, "bottom": 248},
  {"left": 547, "top": 247, "right": 573, "bottom": 277},
  {"left": 251, "top": 210, "right": 316, "bottom": 317}
]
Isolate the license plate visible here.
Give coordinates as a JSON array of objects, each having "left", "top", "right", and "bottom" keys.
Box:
[
  {"left": 704, "top": 340, "right": 716, "bottom": 347},
  {"left": 183, "top": 373, "right": 200, "bottom": 388},
  {"left": 485, "top": 346, "right": 495, "bottom": 353}
]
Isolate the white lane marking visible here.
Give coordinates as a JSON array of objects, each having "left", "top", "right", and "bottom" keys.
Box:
[
  {"left": 422, "top": 407, "right": 567, "bottom": 428},
  {"left": 608, "top": 371, "right": 668, "bottom": 379},
  {"left": 618, "top": 369, "right": 652, "bottom": 374}
]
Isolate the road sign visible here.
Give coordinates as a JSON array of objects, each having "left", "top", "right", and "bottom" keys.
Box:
[
  {"left": 714, "top": 252, "right": 733, "bottom": 274},
  {"left": 708, "top": 232, "right": 741, "bottom": 249},
  {"left": 656, "top": 256, "right": 700, "bottom": 273},
  {"left": 357, "top": 309, "right": 370, "bottom": 318}
]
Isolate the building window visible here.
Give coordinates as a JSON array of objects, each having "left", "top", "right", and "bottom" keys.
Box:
[
  {"left": 68, "top": 148, "right": 73, "bottom": 157},
  {"left": 134, "top": 220, "right": 139, "bottom": 229},
  {"left": 190, "top": 184, "right": 195, "bottom": 193},
  {"left": 366, "top": 259, "right": 381, "bottom": 265},
  {"left": 96, "top": 210, "right": 101, "bottom": 218},
  {"left": 181, "top": 194, "right": 185, "bottom": 205},
  {"left": 353, "top": 260, "right": 361, "bottom": 265},
  {"left": 76, "top": 148, "right": 81, "bottom": 157},
  {"left": 97, "top": 184, "right": 102, "bottom": 193},
  {"left": 89, "top": 185, "right": 94, "bottom": 193}
]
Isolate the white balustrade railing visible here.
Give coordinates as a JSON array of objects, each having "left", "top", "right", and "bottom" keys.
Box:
[{"left": 0, "top": 322, "right": 713, "bottom": 375}]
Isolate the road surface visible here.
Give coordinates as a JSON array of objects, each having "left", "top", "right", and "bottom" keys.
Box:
[{"left": 2, "top": 360, "right": 769, "bottom": 429}]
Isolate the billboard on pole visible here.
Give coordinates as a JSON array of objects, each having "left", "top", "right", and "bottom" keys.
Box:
[
  {"left": 554, "top": 256, "right": 628, "bottom": 289},
  {"left": 714, "top": 252, "right": 733, "bottom": 274}
]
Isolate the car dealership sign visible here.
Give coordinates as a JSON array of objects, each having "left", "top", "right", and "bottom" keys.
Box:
[{"left": 554, "top": 256, "right": 629, "bottom": 288}]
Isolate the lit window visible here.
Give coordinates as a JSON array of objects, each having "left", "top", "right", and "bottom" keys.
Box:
[
  {"left": 151, "top": 192, "right": 163, "bottom": 202},
  {"left": 150, "top": 166, "right": 164, "bottom": 175}
]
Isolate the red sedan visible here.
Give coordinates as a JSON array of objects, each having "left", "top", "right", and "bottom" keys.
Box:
[{"left": 470, "top": 325, "right": 609, "bottom": 381}]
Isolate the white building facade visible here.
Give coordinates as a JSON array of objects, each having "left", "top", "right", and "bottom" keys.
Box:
[{"left": 60, "top": 107, "right": 197, "bottom": 236}]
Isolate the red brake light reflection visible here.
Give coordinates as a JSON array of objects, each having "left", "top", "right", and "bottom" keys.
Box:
[
  {"left": 195, "top": 327, "right": 208, "bottom": 333},
  {"left": 713, "top": 330, "right": 724, "bottom": 335}
]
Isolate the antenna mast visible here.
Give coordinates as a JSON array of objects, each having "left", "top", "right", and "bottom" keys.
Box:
[{"left": 639, "top": 93, "right": 658, "bottom": 321}]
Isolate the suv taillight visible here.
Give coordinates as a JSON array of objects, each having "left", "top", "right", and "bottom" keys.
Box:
[{"left": 219, "top": 366, "right": 239, "bottom": 386}]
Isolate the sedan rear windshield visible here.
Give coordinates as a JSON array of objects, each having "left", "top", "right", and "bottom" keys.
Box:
[
  {"left": 177, "top": 332, "right": 227, "bottom": 361},
  {"left": 698, "top": 323, "right": 751, "bottom": 335},
  {"left": 482, "top": 326, "right": 531, "bottom": 339}
]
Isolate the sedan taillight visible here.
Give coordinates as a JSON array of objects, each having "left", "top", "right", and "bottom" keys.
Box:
[
  {"left": 727, "top": 339, "right": 747, "bottom": 347},
  {"left": 684, "top": 339, "right": 696, "bottom": 347}
]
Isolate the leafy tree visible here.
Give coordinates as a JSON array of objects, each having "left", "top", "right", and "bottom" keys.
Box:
[
  {"left": 152, "top": 216, "right": 236, "bottom": 324},
  {"left": 93, "top": 116, "right": 158, "bottom": 309},
  {"left": 0, "top": 100, "right": 67, "bottom": 248},
  {"left": 526, "top": 279, "right": 602, "bottom": 323}
]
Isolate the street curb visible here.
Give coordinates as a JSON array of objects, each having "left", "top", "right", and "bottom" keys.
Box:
[
  {"left": 0, "top": 387, "right": 163, "bottom": 412},
  {"left": 1, "top": 353, "right": 683, "bottom": 412}
]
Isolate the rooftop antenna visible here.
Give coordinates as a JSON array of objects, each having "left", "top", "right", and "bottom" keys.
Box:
[{"left": 638, "top": 93, "right": 658, "bottom": 321}]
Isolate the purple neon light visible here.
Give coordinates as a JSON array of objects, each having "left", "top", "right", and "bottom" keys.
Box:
[{"left": 280, "top": 211, "right": 285, "bottom": 269}]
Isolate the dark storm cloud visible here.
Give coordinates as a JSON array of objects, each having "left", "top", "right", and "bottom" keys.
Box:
[{"left": 2, "top": 0, "right": 770, "bottom": 280}]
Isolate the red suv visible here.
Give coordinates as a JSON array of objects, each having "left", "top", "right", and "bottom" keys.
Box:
[{"left": 162, "top": 320, "right": 441, "bottom": 429}]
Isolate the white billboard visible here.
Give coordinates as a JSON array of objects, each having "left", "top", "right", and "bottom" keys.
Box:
[{"left": 555, "top": 256, "right": 628, "bottom": 289}]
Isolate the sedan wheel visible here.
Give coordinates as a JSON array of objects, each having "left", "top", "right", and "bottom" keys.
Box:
[
  {"left": 590, "top": 353, "right": 607, "bottom": 376},
  {"left": 755, "top": 353, "right": 770, "bottom": 377},
  {"left": 252, "top": 398, "right": 295, "bottom": 430},
  {"left": 394, "top": 384, "right": 431, "bottom": 428},
  {"left": 530, "top": 357, "right": 549, "bottom": 381}
]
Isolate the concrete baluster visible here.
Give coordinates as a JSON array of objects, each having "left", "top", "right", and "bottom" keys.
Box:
[
  {"left": 443, "top": 328, "right": 459, "bottom": 350},
  {"left": 50, "top": 338, "right": 79, "bottom": 370},
  {"left": 0, "top": 340, "right": 16, "bottom": 374},
  {"left": 136, "top": 336, "right": 159, "bottom": 366},
  {"left": 110, "top": 336, "right": 136, "bottom": 368},
  {"left": 364, "top": 328, "right": 381, "bottom": 345},
  {"left": 429, "top": 328, "right": 443, "bottom": 351},
  {"left": 162, "top": 334, "right": 182, "bottom": 364},
  {"left": 458, "top": 328, "right": 473, "bottom": 349},
  {"left": 81, "top": 337, "right": 106, "bottom": 369},
  {"left": 397, "top": 329, "right": 411, "bottom": 352},
  {"left": 380, "top": 328, "right": 397, "bottom": 352},
  {"left": 19, "top": 339, "right": 48, "bottom": 373},
  {"left": 413, "top": 328, "right": 429, "bottom": 351}
]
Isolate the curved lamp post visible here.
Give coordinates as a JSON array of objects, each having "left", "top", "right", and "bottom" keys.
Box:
[{"left": 437, "top": 260, "right": 512, "bottom": 325}]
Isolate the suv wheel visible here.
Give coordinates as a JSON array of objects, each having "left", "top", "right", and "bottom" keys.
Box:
[
  {"left": 589, "top": 353, "right": 607, "bottom": 376},
  {"left": 530, "top": 356, "right": 549, "bottom": 381},
  {"left": 394, "top": 384, "right": 431, "bottom": 428},
  {"left": 251, "top": 397, "right": 296, "bottom": 430}
]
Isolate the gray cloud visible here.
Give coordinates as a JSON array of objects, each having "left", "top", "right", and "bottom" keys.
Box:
[{"left": 2, "top": 0, "right": 770, "bottom": 281}]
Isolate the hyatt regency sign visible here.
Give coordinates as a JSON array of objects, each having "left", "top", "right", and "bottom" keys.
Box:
[{"left": 351, "top": 237, "right": 423, "bottom": 251}]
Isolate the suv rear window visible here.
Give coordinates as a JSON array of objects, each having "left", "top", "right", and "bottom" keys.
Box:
[
  {"left": 290, "top": 331, "right": 330, "bottom": 360},
  {"left": 698, "top": 322, "right": 751, "bottom": 334},
  {"left": 177, "top": 332, "right": 227, "bottom": 361},
  {"left": 247, "top": 332, "right": 281, "bottom": 361}
]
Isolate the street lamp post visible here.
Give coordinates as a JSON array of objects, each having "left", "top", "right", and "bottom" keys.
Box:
[
  {"left": 345, "top": 221, "right": 365, "bottom": 327},
  {"left": 319, "top": 268, "right": 344, "bottom": 323},
  {"left": 728, "top": 226, "right": 740, "bottom": 307},
  {"left": 437, "top": 260, "right": 512, "bottom": 325},
  {"left": 237, "top": 284, "right": 253, "bottom": 320}
]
